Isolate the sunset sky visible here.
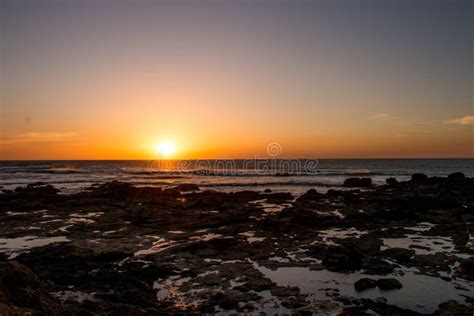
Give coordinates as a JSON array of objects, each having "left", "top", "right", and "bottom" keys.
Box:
[{"left": 1, "top": 0, "right": 473, "bottom": 160}]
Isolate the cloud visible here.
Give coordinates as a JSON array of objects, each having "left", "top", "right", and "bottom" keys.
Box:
[
  {"left": 0, "top": 132, "right": 78, "bottom": 145},
  {"left": 446, "top": 115, "right": 474, "bottom": 125},
  {"left": 368, "top": 113, "right": 390, "bottom": 120}
]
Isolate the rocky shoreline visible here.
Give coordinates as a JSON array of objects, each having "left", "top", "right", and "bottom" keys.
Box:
[{"left": 0, "top": 173, "right": 473, "bottom": 315}]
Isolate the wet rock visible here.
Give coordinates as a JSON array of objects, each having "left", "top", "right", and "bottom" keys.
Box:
[
  {"left": 297, "top": 189, "right": 324, "bottom": 202},
  {"left": 14, "top": 183, "right": 60, "bottom": 196},
  {"left": 354, "top": 278, "right": 377, "bottom": 291},
  {"left": 437, "top": 300, "right": 471, "bottom": 315},
  {"left": 0, "top": 261, "right": 67, "bottom": 315},
  {"left": 265, "top": 192, "right": 293, "bottom": 203},
  {"left": 90, "top": 181, "right": 136, "bottom": 197},
  {"left": 270, "top": 285, "right": 300, "bottom": 297},
  {"left": 458, "top": 257, "right": 474, "bottom": 280},
  {"left": 448, "top": 172, "right": 465, "bottom": 180},
  {"left": 176, "top": 183, "right": 200, "bottom": 192},
  {"left": 376, "top": 278, "right": 402, "bottom": 290},
  {"left": 382, "top": 248, "right": 415, "bottom": 264},
  {"left": 27, "top": 181, "right": 49, "bottom": 187},
  {"left": 386, "top": 177, "right": 399, "bottom": 186},
  {"left": 338, "top": 306, "right": 372, "bottom": 315},
  {"left": 411, "top": 173, "right": 428, "bottom": 184},
  {"left": 210, "top": 292, "right": 239, "bottom": 310},
  {"left": 342, "top": 178, "right": 372, "bottom": 188},
  {"left": 361, "top": 299, "right": 422, "bottom": 315},
  {"left": 322, "top": 247, "right": 363, "bottom": 272}
]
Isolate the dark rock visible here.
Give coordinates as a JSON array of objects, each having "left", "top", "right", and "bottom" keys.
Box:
[
  {"left": 342, "top": 178, "right": 372, "bottom": 188},
  {"left": 386, "top": 177, "right": 399, "bottom": 186},
  {"left": 176, "top": 183, "right": 200, "bottom": 192},
  {"left": 437, "top": 300, "right": 471, "bottom": 315},
  {"left": 14, "top": 184, "right": 60, "bottom": 196},
  {"left": 377, "top": 278, "right": 402, "bottom": 290},
  {"left": 361, "top": 299, "right": 423, "bottom": 316},
  {"left": 322, "top": 247, "right": 363, "bottom": 272},
  {"left": 263, "top": 188, "right": 272, "bottom": 193},
  {"left": 265, "top": 192, "right": 293, "bottom": 203},
  {"left": 296, "top": 189, "right": 324, "bottom": 202},
  {"left": 91, "top": 181, "right": 135, "bottom": 197},
  {"left": 411, "top": 173, "right": 428, "bottom": 184},
  {"left": 448, "top": 172, "right": 465, "bottom": 180},
  {"left": 270, "top": 286, "right": 300, "bottom": 297},
  {"left": 0, "top": 261, "right": 66, "bottom": 315},
  {"left": 354, "top": 278, "right": 377, "bottom": 291},
  {"left": 211, "top": 292, "right": 239, "bottom": 310},
  {"left": 27, "top": 182, "right": 49, "bottom": 187},
  {"left": 458, "top": 257, "right": 474, "bottom": 280},
  {"left": 338, "top": 306, "right": 372, "bottom": 315},
  {"left": 1, "top": 261, "right": 40, "bottom": 288},
  {"left": 382, "top": 248, "right": 415, "bottom": 264}
]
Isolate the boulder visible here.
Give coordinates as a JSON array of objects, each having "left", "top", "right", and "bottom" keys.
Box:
[
  {"left": 382, "top": 247, "right": 415, "bottom": 264},
  {"left": 458, "top": 257, "right": 474, "bottom": 279},
  {"left": 354, "top": 278, "right": 377, "bottom": 291},
  {"left": 176, "top": 183, "right": 200, "bottom": 192},
  {"left": 448, "top": 172, "right": 465, "bottom": 180},
  {"left": 14, "top": 184, "right": 60, "bottom": 196},
  {"left": 437, "top": 300, "right": 471, "bottom": 315},
  {"left": 91, "top": 181, "right": 135, "bottom": 197},
  {"left": 297, "top": 189, "right": 324, "bottom": 202},
  {"left": 0, "top": 261, "right": 66, "bottom": 315},
  {"left": 376, "top": 278, "right": 402, "bottom": 290},
  {"left": 322, "top": 247, "right": 362, "bottom": 272},
  {"left": 411, "top": 173, "right": 428, "bottom": 184},
  {"left": 342, "top": 178, "right": 372, "bottom": 188},
  {"left": 386, "top": 177, "right": 399, "bottom": 186}
]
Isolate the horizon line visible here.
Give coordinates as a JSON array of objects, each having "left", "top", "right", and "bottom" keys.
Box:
[{"left": 1, "top": 157, "right": 473, "bottom": 162}]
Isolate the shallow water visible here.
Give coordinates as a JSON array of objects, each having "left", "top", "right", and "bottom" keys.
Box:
[
  {"left": 0, "top": 235, "right": 70, "bottom": 258},
  {"left": 255, "top": 262, "right": 473, "bottom": 314}
]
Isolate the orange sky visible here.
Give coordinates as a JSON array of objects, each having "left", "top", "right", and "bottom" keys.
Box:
[{"left": 1, "top": 0, "right": 473, "bottom": 160}]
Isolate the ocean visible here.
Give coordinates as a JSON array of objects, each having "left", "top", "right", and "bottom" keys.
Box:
[{"left": 0, "top": 159, "right": 473, "bottom": 194}]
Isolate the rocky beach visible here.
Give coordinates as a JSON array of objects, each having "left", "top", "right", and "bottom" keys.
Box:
[{"left": 0, "top": 173, "right": 473, "bottom": 315}]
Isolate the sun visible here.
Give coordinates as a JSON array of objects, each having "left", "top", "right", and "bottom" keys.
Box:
[{"left": 156, "top": 141, "right": 176, "bottom": 157}]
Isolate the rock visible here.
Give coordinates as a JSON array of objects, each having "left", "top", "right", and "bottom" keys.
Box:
[
  {"left": 27, "top": 182, "right": 49, "bottom": 187},
  {"left": 382, "top": 248, "right": 414, "bottom": 264},
  {"left": 265, "top": 192, "right": 293, "bottom": 203},
  {"left": 361, "top": 299, "right": 422, "bottom": 315},
  {"left": 448, "top": 172, "right": 465, "bottom": 180},
  {"left": 322, "top": 247, "right": 363, "bottom": 272},
  {"left": 411, "top": 173, "right": 428, "bottom": 184},
  {"left": 176, "top": 183, "right": 200, "bottom": 192},
  {"left": 296, "top": 188, "right": 324, "bottom": 202},
  {"left": 377, "top": 278, "right": 402, "bottom": 290},
  {"left": 1, "top": 261, "right": 40, "bottom": 288},
  {"left": 211, "top": 292, "right": 239, "bottom": 310},
  {"left": 91, "top": 181, "right": 135, "bottom": 197},
  {"left": 342, "top": 178, "right": 372, "bottom": 188},
  {"left": 386, "top": 177, "right": 399, "bottom": 186},
  {"left": 14, "top": 184, "right": 60, "bottom": 196},
  {"left": 437, "top": 300, "right": 471, "bottom": 315},
  {"left": 263, "top": 188, "right": 272, "bottom": 193},
  {"left": 270, "top": 285, "right": 300, "bottom": 297},
  {"left": 458, "top": 257, "right": 474, "bottom": 279},
  {"left": 354, "top": 278, "right": 377, "bottom": 291},
  {"left": 0, "top": 261, "right": 66, "bottom": 315}
]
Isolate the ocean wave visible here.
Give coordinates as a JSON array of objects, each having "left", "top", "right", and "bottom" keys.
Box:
[{"left": 129, "top": 180, "right": 337, "bottom": 188}]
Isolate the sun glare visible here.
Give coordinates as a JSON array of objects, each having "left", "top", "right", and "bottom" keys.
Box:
[{"left": 156, "top": 141, "right": 176, "bottom": 157}]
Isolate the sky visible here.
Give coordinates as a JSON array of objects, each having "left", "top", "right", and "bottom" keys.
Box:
[{"left": 1, "top": 0, "right": 473, "bottom": 159}]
